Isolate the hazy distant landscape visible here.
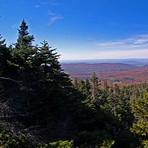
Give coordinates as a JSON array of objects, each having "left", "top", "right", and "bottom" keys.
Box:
[
  {"left": 61, "top": 59, "right": 148, "bottom": 87},
  {"left": 61, "top": 58, "right": 148, "bottom": 66}
]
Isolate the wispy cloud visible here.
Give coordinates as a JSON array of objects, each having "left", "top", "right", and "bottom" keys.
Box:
[
  {"left": 133, "top": 35, "right": 148, "bottom": 44},
  {"left": 94, "top": 41, "right": 124, "bottom": 46},
  {"left": 87, "top": 34, "right": 148, "bottom": 59},
  {"left": 48, "top": 15, "right": 63, "bottom": 25},
  {"left": 92, "top": 34, "right": 148, "bottom": 51},
  {"left": 48, "top": 10, "right": 63, "bottom": 25},
  {"left": 12, "top": 23, "right": 19, "bottom": 28},
  {"left": 59, "top": 34, "right": 148, "bottom": 61},
  {"left": 34, "top": 5, "right": 40, "bottom": 8},
  {"left": 48, "top": 10, "right": 55, "bottom": 16},
  {"left": 134, "top": 38, "right": 148, "bottom": 44},
  {"left": 60, "top": 48, "right": 148, "bottom": 60},
  {"left": 94, "top": 49, "right": 148, "bottom": 59}
]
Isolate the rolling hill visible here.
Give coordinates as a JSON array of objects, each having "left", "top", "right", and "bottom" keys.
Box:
[{"left": 61, "top": 63, "right": 148, "bottom": 88}]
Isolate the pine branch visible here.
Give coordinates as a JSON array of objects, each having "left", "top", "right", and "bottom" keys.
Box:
[{"left": 0, "top": 77, "right": 22, "bottom": 86}]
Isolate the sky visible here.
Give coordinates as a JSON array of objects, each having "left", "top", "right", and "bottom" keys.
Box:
[{"left": 1, "top": 0, "right": 148, "bottom": 61}]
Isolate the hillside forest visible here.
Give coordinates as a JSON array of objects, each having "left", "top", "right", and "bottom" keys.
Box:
[{"left": 1, "top": 20, "right": 148, "bottom": 148}]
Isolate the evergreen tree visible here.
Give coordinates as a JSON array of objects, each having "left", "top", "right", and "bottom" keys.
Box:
[
  {"left": 73, "top": 77, "right": 79, "bottom": 89},
  {"left": 16, "top": 19, "right": 34, "bottom": 48},
  {"left": 90, "top": 72, "right": 100, "bottom": 100},
  {"left": 78, "top": 79, "right": 85, "bottom": 92},
  {"left": 34, "top": 40, "right": 71, "bottom": 94},
  {"left": 7, "top": 20, "right": 36, "bottom": 88},
  {"left": 131, "top": 91, "right": 148, "bottom": 136},
  {"left": 114, "top": 84, "right": 120, "bottom": 99},
  {"left": 0, "top": 35, "right": 7, "bottom": 96},
  {"left": 0, "top": 20, "right": 71, "bottom": 122},
  {"left": 31, "top": 40, "right": 71, "bottom": 123},
  {"left": 0, "top": 35, "right": 12, "bottom": 75},
  {"left": 0, "top": 20, "right": 37, "bottom": 117},
  {"left": 84, "top": 78, "right": 91, "bottom": 96},
  {"left": 104, "top": 81, "right": 110, "bottom": 93}
]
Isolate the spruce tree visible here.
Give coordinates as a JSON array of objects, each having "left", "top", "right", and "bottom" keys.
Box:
[
  {"left": 0, "top": 20, "right": 71, "bottom": 122},
  {"left": 34, "top": 40, "right": 71, "bottom": 93},
  {"left": 90, "top": 72, "right": 100, "bottom": 100},
  {"left": 114, "top": 84, "right": 120, "bottom": 99},
  {"left": 32, "top": 40, "right": 71, "bottom": 122},
  {"left": 104, "top": 81, "right": 110, "bottom": 94},
  {"left": 73, "top": 77, "right": 79, "bottom": 89},
  {"left": 1, "top": 20, "right": 37, "bottom": 117},
  {"left": 16, "top": 19, "right": 34, "bottom": 48},
  {"left": 84, "top": 78, "right": 91, "bottom": 96},
  {"left": 7, "top": 20, "right": 36, "bottom": 88},
  {"left": 79, "top": 79, "right": 85, "bottom": 92}
]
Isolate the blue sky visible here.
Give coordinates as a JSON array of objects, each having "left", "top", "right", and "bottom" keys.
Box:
[{"left": 1, "top": 0, "right": 148, "bottom": 61}]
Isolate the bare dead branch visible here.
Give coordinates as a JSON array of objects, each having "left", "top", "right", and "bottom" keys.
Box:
[{"left": 0, "top": 77, "right": 22, "bottom": 86}]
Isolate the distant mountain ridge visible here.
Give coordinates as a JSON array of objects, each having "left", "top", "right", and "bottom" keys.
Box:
[
  {"left": 143, "top": 64, "right": 148, "bottom": 68},
  {"left": 60, "top": 58, "right": 148, "bottom": 67},
  {"left": 61, "top": 63, "right": 134, "bottom": 73}
]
